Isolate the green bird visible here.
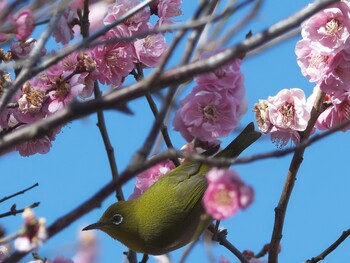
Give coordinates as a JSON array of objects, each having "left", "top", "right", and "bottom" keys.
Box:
[{"left": 83, "top": 122, "right": 261, "bottom": 255}]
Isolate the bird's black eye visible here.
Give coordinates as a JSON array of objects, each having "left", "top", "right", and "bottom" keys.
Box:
[{"left": 112, "top": 214, "right": 123, "bottom": 225}]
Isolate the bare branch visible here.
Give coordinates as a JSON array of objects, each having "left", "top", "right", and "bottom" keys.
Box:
[
  {"left": 305, "top": 229, "right": 350, "bottom": 263},
  {"left": 0, "top": 202, "right": 40, "bottom": 219},
  {"left": 0, "top": 183, "right": 39, "bottom": 203}
]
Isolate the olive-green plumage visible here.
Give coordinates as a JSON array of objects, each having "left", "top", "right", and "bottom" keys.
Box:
[{"left": 83, "top": 123, "right": 261, "bottom": 255}]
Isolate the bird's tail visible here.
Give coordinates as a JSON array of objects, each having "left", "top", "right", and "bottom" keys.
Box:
[{"left": 215, "top": 122, "right": 261, "bottom": 159}]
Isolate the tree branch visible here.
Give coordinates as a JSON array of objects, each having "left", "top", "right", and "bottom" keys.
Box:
[
  {"left": 305, "top": 229, "right": 350, "bottom": 263},
  {"left": 0, "top": 183, "right": 38, "bottom": 203}
]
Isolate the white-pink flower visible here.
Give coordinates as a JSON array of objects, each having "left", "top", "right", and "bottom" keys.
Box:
[
  {"left": 320, "top": 48, "right": 350, "bottom": 93},
  {"left": 316, "top": 90, "right": 350, "bottom": 131},
  {"left": 14, "top": 9, "right": 35, "bottom": 40},
  {"left": 103, "top": 0, "right": 150, "bottom": 34},
  {"left": 14, "top": 208, "right": 47, "bottom": 251},
  {"left": 155, "top": 0, "right": 182, "bottom": 25},
  {"left": 173, "top": 84, "right": 247, "bottom": 143},
  {"left": 195, "top": 50, "right": 245, "bottom": 99},
  {"left": 53, "top": 8, "right": 75, "bottom": 45},
  {"left": 91, "top": 32, "right": 135, "bottom": 86},
  {"left": 255, "top": 88, "right": 310, "bottom": 147},
  {"left": 47, "top": 73, "right": 87, "bottom": 113},
  {"left": 301, "top": 1, "right": 350, "bottom": 53},
  {"left": 133, "top": 25, "right": 166, "bottom": 67},
  {"left": 129, "top": 159, "right": 175, "bottom": 200},
  {"left": 203, "top": 168, "right": 254, "bottom": 220},
  {"left": 295, "top": 39, "right": 333, "bottom": 83}
]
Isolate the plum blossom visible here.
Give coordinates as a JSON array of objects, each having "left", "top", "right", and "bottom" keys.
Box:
[
  {"left": 11, "top": 39, "right": 44, "bottom": 59},
  {"left": 14, "top": 208, "right": 47, "bottom": 252},
  {"left": 15, "top": 127, "right": 60, "bottom": 156},
  {"left": 91, "top": 32, "right": 135, "bottom": 86},
  {"left": 295, "top": 39, "right": 333, "bottom": 84},
  {"left": 53, "top": 8, "right": 76, "bottom": 44},
  {"left": 254, "top": 88, "right": 310, "bottom": 147},
  {"left": 133, "top": 25, "right": 166, "bottom": 67},
  {"left": 14, "top": 9, "right": 35, "bottom": 40},
  {"left": 319, "top": 48, "right": 350, "bottom": 93},
  {"left": 103, "top": 0, "right": 150, "bottom": 34},
  {"left": 316, "top": 90, "right": 350, "bottom": 131},
  {"left": 129, "top": 159, "right": 175, "bottom": 200},
  {"left": 72, "top": 230, "right": 99, "bottom": 263},
  {"left": 173, "top": 83, "right": 247, "bottom": 143},
  {"left": 174, "top": 50, "right": 247, "bottom": 143},
  {"left": 150, "top": 0, "right": 182, "bottom": 25},
  {"left": 47, "top": 73, "right": 87, "bottom": 113},
  {"left": 203, "top": 168, "right": 254, "bottom": 220},
  {"left": 301, "top": 1, "right": 350, "bottom": 53},
  {"left": 195, "top": 51, "right": 245, "bottom": 99}
]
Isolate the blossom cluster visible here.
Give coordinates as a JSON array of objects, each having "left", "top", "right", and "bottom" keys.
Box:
[
  {"left": 0, "top": 0, "right": 182, "bottom": 156},
  {"left": 0, "top": 208, "right": 99, "bottom": 263},
  {"left": 254, "top": 1, "right": 350, "bottom": 147},
  {"left": 173, "top": 49, "right": 247, "bottom": 144},
  {"left": 296, "top": 1, "right": 350, "bottom": 132}
]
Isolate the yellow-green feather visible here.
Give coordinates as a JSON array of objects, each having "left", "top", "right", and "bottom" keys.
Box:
[{"left": 94, "top": 122, "right": 261, "bottom": 255}]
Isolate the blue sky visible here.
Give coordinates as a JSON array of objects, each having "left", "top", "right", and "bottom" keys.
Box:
[{"left": 2, "top": 1, "right": 350, "bottom": 262}]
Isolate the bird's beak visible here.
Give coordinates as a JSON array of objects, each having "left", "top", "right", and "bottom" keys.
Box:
[{"left": 82, "top": 222, "right": 104, "bottom": 231}]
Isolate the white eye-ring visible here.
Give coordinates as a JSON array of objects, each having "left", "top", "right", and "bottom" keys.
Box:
[{"left": 112, "top": 214, "right": 123, "bottom": 225}]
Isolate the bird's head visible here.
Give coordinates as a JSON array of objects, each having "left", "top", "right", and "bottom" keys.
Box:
[{"left": 82, "top": 201, "right": 136, "bottom": 242}]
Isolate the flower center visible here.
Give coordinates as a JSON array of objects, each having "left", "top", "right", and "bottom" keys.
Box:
[
  {"left": 325, "top": 18, "right": 342, "bottom": 36},
  {"left": 202, "top": 104, "right": 218, "bottom": 122},
  {"left": 55, "top": 79, "right": 70, "bottom": 99},
  {"left": 214, "top": 189, "right": 232, "bottom": 206},
  {"left": 309, "top": 54, "right": 328, "bottom": 70},
  {"left": 279, "top": 103, "right": 295, "bottom": 127}
]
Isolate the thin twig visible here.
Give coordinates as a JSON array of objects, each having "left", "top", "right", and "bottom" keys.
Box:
[
  {"left": 208, "top": 224, "right": 249, "bottom": 263},
  {"left": 0, "top": 183, "right": 38, "bottom": 203},
  {"left": 0, "top": 202, "right": 40, "bottom": 218},
  {"left": 305, "top": 229, "right": 350, "bottom": 263}
]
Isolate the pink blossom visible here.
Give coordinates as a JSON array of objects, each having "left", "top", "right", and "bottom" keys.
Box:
[
  {"left": 133, "top": 25, "right": 166, "bottom": 67},
  {"left": 156, "top": 0, "right": 182, "bottom": 25},
  {"left": 203, "top": 168, "right": 254, "bottom": 220},
  {"left": 218, "top": 255, "right": 230, "bottom": 263},
  {"left": 53, "top": 8, "right": 75, "bottom": 44},
  {"left": 103, "top": 0, "right": 150, "bottom": 34},
  {"left": 11, "top": 38, "right": 45, "bottom": 59},
  {"left": 253, "top": 99, "right": 271, "bottom": 134},
  {"left": 72, "top": 231, "right": 99, "bottom": 263},
  {"left": 15, "top": 131, "right": 56, "bottom": 156},
  {"left": 173, "top": 84, "right": 247, "bottom": 143},
  {"left": 194, "top": 51, "right": 245, "bottom": 100},
  {"left": 295, "top": 39, "right": 333, "bottom": 83},
  {"left": 129, "top": 159, "right": 175, "bottom": 200},
  {"left": 87, "top": 1, "right": 109, "bottom": 33},
  {"left": 14, "top": 208, "right": 47, "bottom": 251},
  {"left": 265, "top": 88, "right": 310, "bottom": 147},
  {"left": 320, "top": 48, "right": 350, "bottom": 93},
  {"left": 91, "top": 32, "right": 135, "bottom": 86},
  {"left": 301, "top": 2, "right": 350, "bottom": 53},
  {"left": 158, "top": 0, "right": 182, "bottom": 18},
  {"left": 14, "top": 9, "right": 35, "bottom": 40},
  {"left": 47, "top": 73, "right": 87, "bottom": 113},
  {"left": 316, "top": 90, "right": 350, "bottom": 131}
]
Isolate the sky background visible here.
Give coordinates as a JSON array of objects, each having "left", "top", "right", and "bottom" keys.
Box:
[{"left": 2, "top": 0, "right": 350, "bottom": 262}]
